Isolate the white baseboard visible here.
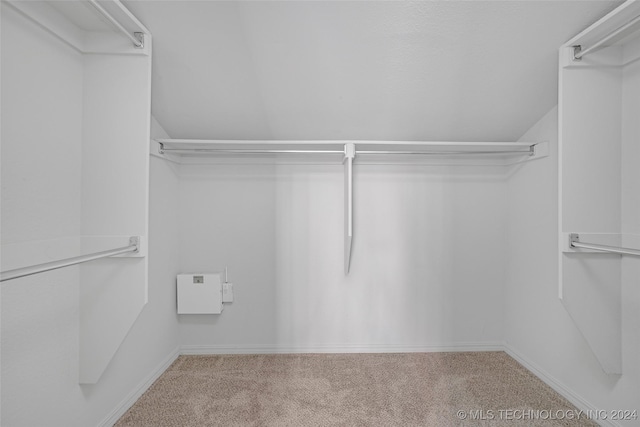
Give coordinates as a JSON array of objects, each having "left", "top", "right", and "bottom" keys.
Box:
[
  {"left": 98, "top": 346, "right": 181, "bottom": 427},
  {"left": 504, "top": 343, "right": 620, "bottom": 427},
  {"left": 180, "top": 342, "right": 505, "bottom": 355}
]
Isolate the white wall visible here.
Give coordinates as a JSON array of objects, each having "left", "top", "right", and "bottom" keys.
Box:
[
  {"left": 1, "top": 4, "right": 85, "bottom": 425},
  {"left": 0, "top": 5, "right": 83, "bottom": 245},
  {"left": 70, "top": 133, "right": 181, "bottom": 426},
  {"left": 177, "top": 160, "right": 507, "bottom": 351},
  {"left": 80, "top": 118, "right": 181, "bottom": 426},
  {"left": 619, "top": 49, "right": 640, "bottom": 425},
  {"left": 505, "top": 106, "right": 640, "bottom": 424},
  {"left": 0, "top": 3, "right": 180, "bottom": 424}
]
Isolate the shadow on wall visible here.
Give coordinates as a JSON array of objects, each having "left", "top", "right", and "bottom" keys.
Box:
[
  {"left": 266, "top": 162, "right": 509, "bottom": 350},
  {"left": 175, "top": 161, "right": 509, "bottom": 351}
]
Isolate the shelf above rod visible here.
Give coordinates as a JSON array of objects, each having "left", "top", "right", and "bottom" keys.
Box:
[
  {"left": 87, "top": 0, "right": 145, "bottom": 48},
  {"left": 156, "top": 139, "right": 536, "bottom": 147},
  {"left": 0, "top": 237, "right": 140, "bottom": 282},
  {"left": 569, "top": 233, "right": 640, "bottom": 257},
  {"left": 357, "top": 149, "right": 533, "bottom": 156},
  {"left": 573, "top": 13, "right": 640, "bottom": 60},
  {"left": 159, "top": 148, "right": 345, "bottom": 155},
  {"left": 156, "top": 140, "right": 538, "bottom": 156}
]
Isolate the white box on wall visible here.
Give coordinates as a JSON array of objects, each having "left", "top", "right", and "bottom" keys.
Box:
[{"left": 177, "top": 273, "right": 224, "bottom": 314}]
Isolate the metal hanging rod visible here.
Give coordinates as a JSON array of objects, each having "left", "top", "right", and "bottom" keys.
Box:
[
  {"left": 157, "top": 139, "right": 536, "bottom": 147},
  {"left": 357, "top": 149, "right": 533, "bottom": 156},
  {"left": 159, "top": 148, "right": 533, "bottom": 156},
  {"left": 573, "top": 13, "right": 640, "bottom": 60},
  {"left": 88, "top": 0, "right": 144, "bottom": 48},
  {"left": 0, "top": 237, "right": 140, "bottom": 282},
  {"left": 157, "top": 141, "right": 537, "bottom": 156},
  {"left": 159, "top": 148, "right": 346, "bottom": 155},
  {"left": 569, "top": 233, "right": 640, "bottom": 257}
]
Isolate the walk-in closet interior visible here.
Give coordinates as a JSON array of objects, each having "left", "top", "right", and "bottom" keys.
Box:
[{"left": 1, "top": 0, "right": 640, "bottom": 425}]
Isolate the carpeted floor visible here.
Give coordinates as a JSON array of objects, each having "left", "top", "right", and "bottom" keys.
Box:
[{"left": 115, "top": 351, "right": 596, "bottom": 426}]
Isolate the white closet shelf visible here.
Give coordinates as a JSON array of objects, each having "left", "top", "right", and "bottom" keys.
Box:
[
  {"left": 153, "top": 139, "right": 548, "bottom": 165},
  {"left": 5, "top": 0, "right": 150, "bottom": 55},
  {"left": 568, "top": 0, "right": 640, "bottom": 62}
]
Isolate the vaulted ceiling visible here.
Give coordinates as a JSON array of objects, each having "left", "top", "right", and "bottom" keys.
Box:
[{"left": 124, "top": 0, "right": 619, "bottom": 141}]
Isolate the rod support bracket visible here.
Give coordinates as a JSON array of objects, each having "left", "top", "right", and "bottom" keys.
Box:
[
  {"left": 343, "top": 143, "right": 356, "bottom": 163},
  {"left": 129, "top": 236, "right": 140, "bottom": 252},
  {"left": 158, "top": 142, "right": 165, "bottom": 155},
  {"left": 134, "top": 32, "right": 144, "bottom": 49},
  {"left": 569, "top": 233, "right": 580, "bottom": 248},
  {"left": 572, "top": 45, "right": 583, "bottom": 61}
]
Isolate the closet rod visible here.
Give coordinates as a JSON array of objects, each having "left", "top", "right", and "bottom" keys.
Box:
[
  {"left": 157, "top": 139, "right": 535, "bottom": 148},
  {"left": 88, "top": 0, "right": 144, "bottom": 48},
  {"left": 158, "top": 142, "right": 537, "bottom": 156},
  {"left": 569, "top": 234, "right": 640, "bottom": 257},
  {"left": 357, "top": 150, "right": 532, "bottom": 155},
  {"left": 0, "top": 237, "right": 140, "bottom": 282},
  {"left": 573, "top": 13, "right": 640, "bottom": 60},
  {"left": 159, "top": 148, "right": 345, "bottom": 155},
  {"left": 159, "top": 148, "right": 532, "bottom": 156}
]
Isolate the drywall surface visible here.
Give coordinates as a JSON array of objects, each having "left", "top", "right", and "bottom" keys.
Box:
[
  {"left": 619, "top": 57, "right": 640, "bottom": 423},
  {"left": 82, "top": 120, "right": 181, "bottom": 426},
  {"left": 124, "top": 0, "right": 618, "bottom": 142},
  {"left": 1, "top": 4, "right": 85, "bottom": 425},
  {"left": 0, "top": 4, "right": 83, "bottom": 244},
  {"left": 505, "top": 106, "right": 640, "bottom": 422},
  {"left": 68, "top": 123, "right": 180, "bottom": 426},
  {"left": 0, "top": 4, "right": 180, "bottom": 422},
  {"left": 177, "top": 161, "right": 507, "bottom": 351}
]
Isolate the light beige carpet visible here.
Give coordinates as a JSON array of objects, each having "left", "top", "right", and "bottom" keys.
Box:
[{"left": 115, "top": 352, "right": 595, "bottom": 426}]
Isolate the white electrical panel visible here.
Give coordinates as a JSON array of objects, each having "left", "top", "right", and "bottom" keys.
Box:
[{"left": 177, "top": 273, "right": 223, "bottom": 314}]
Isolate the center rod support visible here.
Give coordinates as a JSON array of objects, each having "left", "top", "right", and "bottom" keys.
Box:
[{"left": 344, "top": 143, "right": 355, "bottom": 274}]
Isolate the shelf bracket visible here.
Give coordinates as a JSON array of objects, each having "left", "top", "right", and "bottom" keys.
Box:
[
  {"left": 134, "top": 32, "right": 145, "bottom": 49},
  {"left": 572, "top": 45, "right": 583, "bottom": 61},
  {"left": 344, "top": 143, "right": 356, "bottom": 274}
]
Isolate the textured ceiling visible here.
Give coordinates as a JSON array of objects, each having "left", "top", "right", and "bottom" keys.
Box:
[{"left": 124, "top": 0, "right": 619, "bottom": 141}]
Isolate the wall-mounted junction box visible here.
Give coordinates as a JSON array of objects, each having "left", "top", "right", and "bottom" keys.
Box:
[{"left": 177, "top": 273, "right": 223, "bottom": 314}]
